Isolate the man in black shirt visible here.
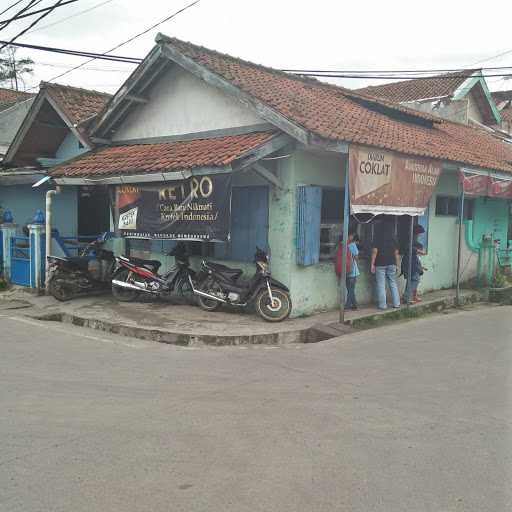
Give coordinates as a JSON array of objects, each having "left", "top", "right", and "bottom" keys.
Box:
[{"left": 371, "top": 220, "right": 401, "bottom": 310}]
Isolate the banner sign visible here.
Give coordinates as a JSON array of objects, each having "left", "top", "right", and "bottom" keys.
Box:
[
  {"left": 114, "top": 174, "right": 232, "bottom": 240},
  {"left": 459, "top": 170, "right": 512, "bottom": 199},
  {"left": 349, "top": 145, "right": 442, "bottom": 216}
]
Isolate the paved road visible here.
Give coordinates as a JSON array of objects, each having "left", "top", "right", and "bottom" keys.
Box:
[{"left": 1, "top": 305, "right": 511, "bottom": 512}]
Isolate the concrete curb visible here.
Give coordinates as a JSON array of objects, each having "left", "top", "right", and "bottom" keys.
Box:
[
  {"left": 344, "top": 290, "right": 483, "bottom": 329},
  {"left": 34, "top": 312, "right": 338, "bottom": 346}
]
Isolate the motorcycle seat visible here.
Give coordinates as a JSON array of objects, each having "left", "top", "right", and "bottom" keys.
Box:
[
  {"left": 124, "top": 256, "right": 161, "bottom": 271},
  {"left": 206, "top": 261, "right": 243, "bottom": 280}
]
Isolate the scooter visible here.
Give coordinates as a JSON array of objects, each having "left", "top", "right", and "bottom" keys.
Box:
[
  {"left": 47, "top": 233, "right": 115, "bottom": 301},
  {"left": 111, "top": 243, "right": 195, "bottom": 302},
  {"left": 191, "top": 247, "right": 292, "bottom": 322}
]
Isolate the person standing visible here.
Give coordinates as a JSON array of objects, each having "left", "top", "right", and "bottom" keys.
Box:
[
  {"left": 401, "top": 225, "right": 426, "bottom": 304},
  {"left": 370, "top": 220, "right": 401, "bottom": 310},
  {"left": 346, "top": 228, "right": 360, "bottom": 310}
]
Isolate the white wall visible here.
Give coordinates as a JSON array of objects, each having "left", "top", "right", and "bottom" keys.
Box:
[
  {"left": 112, "top": 66, "right": 263, "bottom": 142},
  {"left": 467, "top": 90, "right": 484, "bottom": 124}
]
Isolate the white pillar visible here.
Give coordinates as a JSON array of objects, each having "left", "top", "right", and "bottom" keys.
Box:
[
  {"left": 28, "top": 223, "right": 45, "bottom": 291},
  {"left": 1, "top": 223, "right": 18, "bottom": 282}
]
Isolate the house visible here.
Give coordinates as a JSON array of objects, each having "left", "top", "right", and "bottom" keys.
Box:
[
  {"left": 48, "top": 35, "right": 512, "bottom": 316},
  {"left": 1, "top": 82, "right": 111, "bottom": 238},
  {"left": 0, "top": 87, "right": 34, "bottom": 159},
  {"left": 492, "top": 90, "right": 512, "bottom": 135},
  {"left": 356, "top": 70, "right": 501, "bottom": 128},
  {"left": 0, "top": 83, "right": 110, "bottom": 288}
]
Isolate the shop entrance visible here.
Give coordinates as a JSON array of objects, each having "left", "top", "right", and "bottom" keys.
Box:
[{"left": 77, "top": 186, "right": 111, "bottom": 238}]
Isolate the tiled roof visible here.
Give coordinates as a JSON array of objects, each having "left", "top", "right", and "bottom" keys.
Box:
[
  {"left": 42, "top": 82, "right": 111, "bottom": 125},
  {"left": 0, "top": 87, "right": 34, "bottom": 111},
  {"left": 354, "top": 72, "right": 475, "bottom": 103},
  {"left": 50, "top": 131, "right": 277, "bottom": 177},
  {"left": 154, "top": 37, "right": 512, "bottom": 173}
]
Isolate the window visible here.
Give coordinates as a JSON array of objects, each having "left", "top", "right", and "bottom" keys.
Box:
[
  {"left": 297, "top": 185, "right": 345, "bottom": 265},
  {"left": 320, "top": 188, "right": 344, "bottom": 261},
  {"left": 435, "top": 195, "right": 459, "bottom": 216},
  {"left": 435, "top": 195, "right": 474, "bottom": 219}
]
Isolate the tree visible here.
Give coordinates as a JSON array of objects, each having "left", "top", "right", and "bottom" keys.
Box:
[{"left": 0, "top": 46, "right": 34, "bottom": 91}]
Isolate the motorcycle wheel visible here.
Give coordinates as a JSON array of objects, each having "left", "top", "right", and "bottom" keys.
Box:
[
  {"left": 48, "top": 279, "right": 75, "bottom": 301},
  {"left": 255, "top": 287, "right": 292, "bottom": 322},
  {"left": 111, "top": 269, "right": 141, "bottom": 302},
  {"left": 196, "top": 279, "right": 223, "bottom": 312}
]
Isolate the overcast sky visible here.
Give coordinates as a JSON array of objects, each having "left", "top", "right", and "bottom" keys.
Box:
[{"left": 2, "top": 0, "right": 512, "bottom": 95}]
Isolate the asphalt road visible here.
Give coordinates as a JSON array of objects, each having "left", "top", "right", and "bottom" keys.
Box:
[{"left": 1, "top": 305, "right": 511, "bottom": 512}]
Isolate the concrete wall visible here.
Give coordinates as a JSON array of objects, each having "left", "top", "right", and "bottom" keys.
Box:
[
  {"left": 0, "top": 184, "right": 78, "bottom": 255},
  {"left": 407, "top": 99, "right": 468, "bottom": 124},
  {"left": 112, "top": 66, "right": 263, "bottom": 142},
  {"left": 467, "top": 90, "right": 484, "bottom": 124},
  {"left": 125, "top": 151, "right": 509, "bottom": 317},
  {"left": 56, "top": 132, "right": 88, "bottom": 161}
]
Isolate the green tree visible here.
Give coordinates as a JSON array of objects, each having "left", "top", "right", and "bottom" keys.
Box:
[{"left": 0, "top": 46, "right": 34, "bottom": 91}]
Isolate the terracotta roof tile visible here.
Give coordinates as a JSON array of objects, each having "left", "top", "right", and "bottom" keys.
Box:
[
  {"left": 156, "top": 37, "right": 512, "bottom": 174},
  {"left": 0, "top": 87, "right": 34, "bottom": 111},
  {"left": 354, "top": 72, "right": 474, "bottom": 103},
  {"left": 42, "top": 82, "right": 111, "bottom": 125},
  {"left": 50, "top": 131, "right": 277, "bottom": 177}
]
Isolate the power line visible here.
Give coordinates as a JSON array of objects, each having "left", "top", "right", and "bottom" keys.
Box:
[
  {"left": 466, "top": 48, "right": 512, "bottom": 67},
  {"left": 1, "top": 0, "right": 72, "bottom": 51},
  {"left": 26, "top": 0, "right": 115, "bottom": 34},
  {"left": 293, "top": 72, "right": 512, "bottom": 80},
  {"left": 0, "top": 0, "right": 78, "bottom": 26},
  {"left": 3, "top": 37, "right": 512, "bottom": 86},
  {"left": 282, "top": 65, "right": 512, "bottom": 75},
  {"left": 33, "top": 0, "right": 201, "bottom": 86},
  {"left": 34, "top": 59, "right": 132, "bottom": 71},
  {"left": 0, "top": 0, "right": 41, "bottom": 32},
  {"left": 0, "top": 39, "right": 142, "bottom": 62},
  {"left": 0, "top": 0, "right": 26, "bottom": 18}
]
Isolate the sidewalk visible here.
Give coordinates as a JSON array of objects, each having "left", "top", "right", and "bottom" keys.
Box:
[{"left": 0, "top": 287, "right": 482, "bottom": 346}]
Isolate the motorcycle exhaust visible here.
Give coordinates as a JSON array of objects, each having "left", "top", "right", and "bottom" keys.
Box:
[
  {"left": 112, "top": 279, "right": 151, "bottom": 292},
  {"left": 193, "top": 288, "right": 227, "bottom": 303}
]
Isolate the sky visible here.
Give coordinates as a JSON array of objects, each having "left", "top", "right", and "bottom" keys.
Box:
[{"left": 1, "top": 0, "right": 512, "bottom": 95}]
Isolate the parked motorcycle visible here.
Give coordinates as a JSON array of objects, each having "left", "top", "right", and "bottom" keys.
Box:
[
  {"left": 191, "top": 247, "right": 292, "bottom": 322},
  {"left": 111, "top": 243, "right": 195, "bottom": 302},
  {"left": 47, "top": 233, "right": 115, "bottom": 301}
]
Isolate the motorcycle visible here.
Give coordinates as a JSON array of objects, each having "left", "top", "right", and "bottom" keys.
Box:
[
  {"left": 191, "top": 247, "right": 292, "bottom": 322},
  {"left": 111, "top": 243, "right": 195, "bottom": 302},
  {"left": 47, "top": 233, "right": 115, "bottom": 301}
]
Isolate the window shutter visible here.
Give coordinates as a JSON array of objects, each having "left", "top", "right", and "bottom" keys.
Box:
[
  {"left": 215, "top": 186, "right": 269, "bottom": 262},
  {"left": 417, "top": 206, "right": 429, "bottom": 251},
  {"left": 296, "top": 185, "right": 322, "bottom": 266}
]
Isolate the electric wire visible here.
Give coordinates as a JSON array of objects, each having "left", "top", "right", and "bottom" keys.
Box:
[
  {"left": 0, "top": 0, "right": 40, "bottom": 31},
  {"left": 0, "top": 0, "right": 78, "bottom": 26},
  {"left": 29, "top": 0, "right": 201, "bottom": 87},
  {"left": 0, "top": 0, "right": 25, "bottom": 17},
  {"left": 26, "top": 0, "right": 115, "bottom": 34},
  {"left": 1, "top": 0, "right": 71, "bottom": 51}
]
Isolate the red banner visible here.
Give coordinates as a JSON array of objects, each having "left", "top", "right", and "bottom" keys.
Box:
[
  {"left": 490, "top": 177, "right": 512, "bottom": 198},
  {"left": 459, "top": 170, "right": 512, "bottom": 198},
  {"left": 459, "top": 171, "right": 490, "bottom": 196}
]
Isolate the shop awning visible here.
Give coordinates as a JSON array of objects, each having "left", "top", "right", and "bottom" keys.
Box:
[{"left": 460, "top": 168, "right": 512, "bottom": 198}]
